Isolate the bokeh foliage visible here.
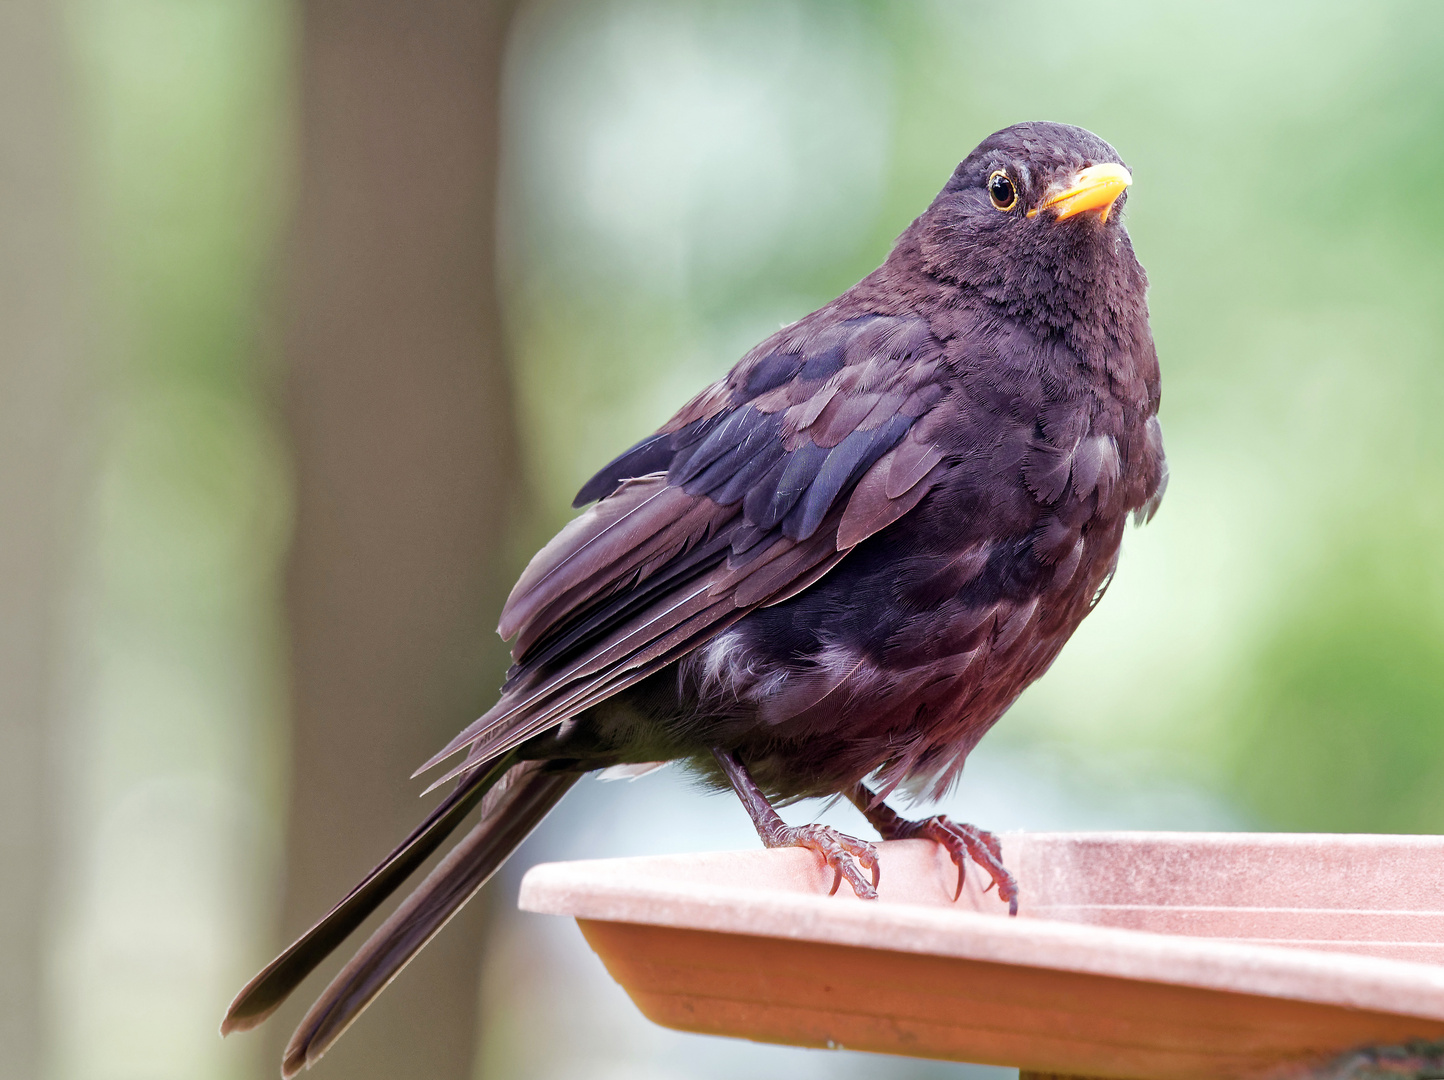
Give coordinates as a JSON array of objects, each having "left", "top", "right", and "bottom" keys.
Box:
[
  {"left": 60, "top": 0, "right": 289, "bottom": 1077},
  {"left": 1228, "top": 538, "right": 1444, "bottom": 834}
]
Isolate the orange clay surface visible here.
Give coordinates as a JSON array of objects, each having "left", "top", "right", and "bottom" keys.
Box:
[{"left": 518, "top": 832, "right": 1444, "bottom": 1079}]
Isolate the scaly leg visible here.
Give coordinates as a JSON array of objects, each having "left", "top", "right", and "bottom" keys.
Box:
[
  {"left": 714, "top": 750, "right": 880, "bottom": 899},
  {"left": 848, "top": 784, "right": 1018, "bottom": 916}
]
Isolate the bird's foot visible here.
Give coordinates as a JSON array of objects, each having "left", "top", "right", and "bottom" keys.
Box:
[
  {"left": 895, "top": 816, "right": 1018, "bottom": 915},
  {"left": 712, "top": 748, "right": 881, "bottom": 900},
  {"left": 846, "top": 785, "right": 1018, "bottom": 914},
  {"left": 766, "top": 822, "right": 880, "bottom": 900}
]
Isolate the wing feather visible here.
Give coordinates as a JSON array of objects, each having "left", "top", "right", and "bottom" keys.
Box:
[{"left": 419, "top": 311, "right": 954, "bottom": 779}]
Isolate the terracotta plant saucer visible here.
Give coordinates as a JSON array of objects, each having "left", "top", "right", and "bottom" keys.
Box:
[{"left": 518, "top": 832, "right": 1444, "bottom": 1080}]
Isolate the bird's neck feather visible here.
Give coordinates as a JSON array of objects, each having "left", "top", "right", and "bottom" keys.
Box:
[{"left": 879, "top": 210, "right": 1152, "bottom": 372}]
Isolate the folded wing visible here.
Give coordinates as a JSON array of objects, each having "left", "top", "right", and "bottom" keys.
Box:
[{"left": 418, "top": 311, "right": 953, "bottom": 780}]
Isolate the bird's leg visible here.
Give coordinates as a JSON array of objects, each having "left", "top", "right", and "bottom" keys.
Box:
[
  {"left": 848, "top": 784, "right": 1018, "bottom": 916},
  {"left": 713, "top": 749, "right": 879, "bottom": 900}
]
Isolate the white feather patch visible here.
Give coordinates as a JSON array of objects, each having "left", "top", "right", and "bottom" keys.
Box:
[{"left": 597, "top": 761, "right": 670, "bottom": 782}]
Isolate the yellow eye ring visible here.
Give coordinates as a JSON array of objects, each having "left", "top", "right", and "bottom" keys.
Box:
[{"left": 987, "top": 170, "right": 1018, "bottom": 211}]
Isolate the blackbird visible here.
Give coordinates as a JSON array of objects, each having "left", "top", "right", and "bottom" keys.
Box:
[{"left": 223, "top": 120, "right": 1166, "bottom": 1075}]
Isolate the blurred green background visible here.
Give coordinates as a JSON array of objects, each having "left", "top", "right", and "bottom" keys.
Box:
[{"left": 4, "top": 0, "right": 1444, "bottom": 1078}]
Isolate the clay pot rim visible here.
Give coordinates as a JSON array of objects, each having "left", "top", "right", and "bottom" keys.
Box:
[{"left": 519, "top": 832, "right": 1444, "bottom": 1022}]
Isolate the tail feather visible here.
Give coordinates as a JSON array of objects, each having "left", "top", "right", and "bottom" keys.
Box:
[
  {"left": 221, "top": 753, "right": 515, "bottom": 1036},
  {"left": 281, "top": 762, "right": 579, "bottom": 1078}
]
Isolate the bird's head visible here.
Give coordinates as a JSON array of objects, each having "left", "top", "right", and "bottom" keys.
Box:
[
  {"left": 956, "top": 122, "right": 1131, "bottom": 226},
  {"left": 914, "top": 122, "right": 1145, "bottom": 337}
]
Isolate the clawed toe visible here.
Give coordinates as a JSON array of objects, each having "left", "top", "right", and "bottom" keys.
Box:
[
  {"left": 921, "top": 817, "right": 1018, "bottom": 915},
  {"left": 846, "top": 782, "right": 1018, "bottom": 915},
  {"left": 712, "top": 751, "right": 881, "bottom": 900},
  {"left": 783, "top": 823, "right": 880, "bottom": 900}
]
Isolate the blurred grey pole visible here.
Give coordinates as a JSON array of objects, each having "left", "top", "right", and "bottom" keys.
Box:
[
  {"left": 0, "top": 3, "right": 87, "bottom": 1079},
  {"left": 271, "top": 0, "right": 521, "bottom": 1077}
]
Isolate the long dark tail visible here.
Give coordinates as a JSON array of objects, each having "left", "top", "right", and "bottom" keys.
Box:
[
  {"left": 221, "top": 754, "right": 516, "bottom": 1035},
  {"left": 221, "top": 757, "right": 577, "bottom": 1075}
]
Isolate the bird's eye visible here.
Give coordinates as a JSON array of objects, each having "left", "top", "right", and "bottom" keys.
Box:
[{"left": 987, "top": 170, "right": 1018, "bottom": 211}]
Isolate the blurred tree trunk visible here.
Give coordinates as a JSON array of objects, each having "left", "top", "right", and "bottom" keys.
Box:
[
  {"left": 0, "top": 4, "right": 86, "bottom": 1079},
  {"left": 272, "top": 1, "right": 520, "bottom": 1076}
]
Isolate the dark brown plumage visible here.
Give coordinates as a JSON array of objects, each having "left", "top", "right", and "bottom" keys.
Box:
[{"left": 223, "top": 120, "right": 1166, "bottom": 1074}]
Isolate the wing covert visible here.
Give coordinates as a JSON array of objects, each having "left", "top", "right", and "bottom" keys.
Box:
[{"left": 418, "top": 311, "right": 953, "bottom": 779}]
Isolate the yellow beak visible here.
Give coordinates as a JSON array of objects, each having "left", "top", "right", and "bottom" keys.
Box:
[{"left": 1028, "top": 162, "right": 1132, "bottom": 223}]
